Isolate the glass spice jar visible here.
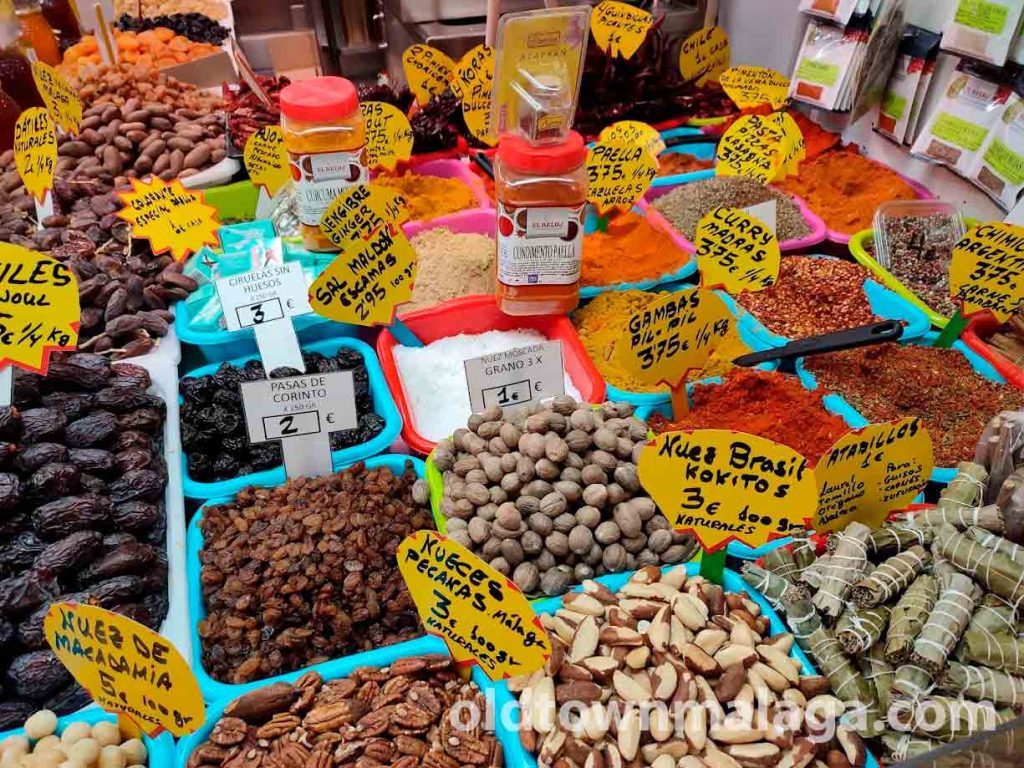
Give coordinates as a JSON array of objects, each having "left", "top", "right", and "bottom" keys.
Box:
[{"left": 279, "top": 76, "right": 368, "bottom": 252}]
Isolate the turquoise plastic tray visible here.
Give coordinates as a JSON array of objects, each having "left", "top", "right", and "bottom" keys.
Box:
[
  {"left": 652, "top": 126, "right": 717, "bottom": 188},
  {"left": 796, "top": 332, "right": 1008, "bottom": 484},
  {"left": 185, "top": 454, "right": 427, "bottom": 703},
  {"left": 180, "top": 336, "right": 402, "bottom": 500},
  {"left": 0, "top": 707, "right": 174, "bottom": 768}
]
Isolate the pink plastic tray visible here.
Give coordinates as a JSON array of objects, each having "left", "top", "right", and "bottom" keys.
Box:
[
  {"left": 643, "top": 182, "right": 827, "bottom": 253},
  {"left": 823, "top": 173, "right": 934, "bottom": 245},
  {"left": 403, "top": 207, "right": 495, "bottom": 239},
  {"left": 373, "top": 159, "right": 491, "bottom": 227}
]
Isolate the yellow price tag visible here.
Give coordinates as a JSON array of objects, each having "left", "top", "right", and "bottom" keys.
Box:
[
  {"left": 814, "top": 417, "right": 934, "bottom": 534},
  {"left": 586, "top": 142, "right": 658, "bottom": 215},
  {"left": 32, "top": 62, "right": 82, "bottom": 134},
  {"left": 45, "top": 603, "right": 205, "bottom": 737},
  {"left": 13, "top": 107, "right": 56, "bottom": 203},
  {"left": 403, "top": 44, "right": 456, "bottom": 107},
  {"left": 117, "top": 177, "right": 219, "bottom": 262},
  {"left": 591, "top": 0, "right": 653, "bottom": 59},
  {"left": 455, "top": 44, "right": 496, "bottom": 147},
  {"left": 696, "top": 207, "right": 781, "bottom": 294},
  {"left": 639, "top": 430, "right": 817, "bottom": 552},
  {"left": 612, "top": 288, "right": 732, "bottom": 389},
  {"left": 949, "top": 222, "right": 1024, "bottom": 321},
  {"left": 679, "top": 26, "right": 731, "bottom": 87},
  {"left": 771, "top": 111, "right": 806, "bottom": 178},
  {"left": 716, "top": 114, "right": 785, "bottom": 184},
  {"left": 0, "top": 242, "right": 78, "bottom": 374},
  {"left": 243, "top": 125, "right": 290, "bottom": 197},
  {"left": 397, "top": 530, "right": 551, "bottom": 680},
  {"left": 361, "top": 101, "right": 415, "bottom": 170},
  {"left": 720, "top": 66, "right": 791, "bottom": 110},
  {"left": 318, "top": 182, "right": 409, "bottom": 247},
  {"left": 599, "top": 120, "right": 665, "bottom": 159}
]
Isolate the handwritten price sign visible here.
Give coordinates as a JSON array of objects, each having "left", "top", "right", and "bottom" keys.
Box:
[
  {"left": 679, "top": 26, "right": 731, "bottom": 87},
  {"left": 318, "top": 183, "right": 409, "bottom": 247},
  {"left": 719, "top": 66, "right": 791, "bottom": 110},
  {"left": 591, "top": 0, "right": 653, "bottom": 59},
  {"left": 403, "top": 44, "right": 456, "bottom": 106},
  {"left": 814, "top": 417, "right": 933, "bottom": 534},
  {"left": 696, "top": 207, "right": 781, "bottom": 294},
  {"left": 243, "top": 125, "right": 290, "bottom": 197},
  {"left": 949, "top": 222, "right": 1024, "bottom": 321},
  {"left": 32, "top": 62, "right": 82, "bottom": 133},
  {"left": 599, "top": 120, "right": 665, "bottom": 158},
  {"left": 398, "top": 531, "right": 550, "bottom": 680},
  {"left": 117, "top": 177, "right": 220, "bottom": 261},
  {"left": 361, "top": 101, "right": 415, "bottom": 170},
  {"left": 639, "top": 430, "right": 817, "bottom": 553},
  {"left": 13, "top": 107, "right": 56, "bottom": 203},
  {"left": 586, "top": 142, "right": 658, "bottom": 214},
  {"left": 717, "top": 114, "right": 785, "bottom": 184},
  {"left": 455, "top": 44, "right": 495, "bottom": 146},
  {"left": 772, "top": 111, "right": 806, "bottom": 178}
]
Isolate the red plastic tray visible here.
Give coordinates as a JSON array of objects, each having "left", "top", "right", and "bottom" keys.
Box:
[
  {"left": 962, "top": 313, "right": 1024, "bottom": 389},
  {"left": 376, "top": 295, "right": 608, "bottom": 455}
]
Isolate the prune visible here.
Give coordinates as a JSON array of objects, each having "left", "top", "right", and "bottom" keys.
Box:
[
  {"left": 0, "top": 570, "right": 58, "bottom": 618},
  {"left": 0, "top": 532, "right": 44, "bottom": 576},
  {"left": 112, "top": 430, "right": 150, "bottom": 453},
  {"left": 211, "top": 388, "right": 241, "bottom": 408},
  {"left": 110, "top": 362, "right": 150, "bottom": 389},
  {"left": 79, "top": 473, "right": 108, "bottom": 494},
  {"left": 20, "top": 408, "right": 66, "bottom": 443},
  {"left": 179, "top": 375, "right": 216, "bottom": 402},
  {"left": 187, "top": 452, "right": 213, "bottom": 480},
  {"left": 33, "top": 530, "right": 103, "bottom": 574},
  {"left": 27, "top": 462, "right": 81, "bottom": 501},
  {"left": 14, "top": 442, "right": 68, "bottom": 473},
  {"left": 5, "top": 650, "right": 71, "bottom": 701},
  {"left": 0, "top": 406, "right": 20, "bottom": 441},
  {"left": 0, "top": 700, "right": 35, "bottom": 730},
  {"left": 42, "top": 682, "right": 93, "bottom": 715},
  {"left": 41, "top": 392, "right": 93, "bottom": 421},
  {"left": 94, "top": 386, "right": 153, "bottom": 413},
  {"left": 211, "top": 454, "right": 239, "bottom": 478},
  {"left": 32, "top": 494, "right": 111, "bottom": 539},
  {"left": 241, "top": 359, "right": 265, "bottom": 380},
  {"left": 108, "top": 469, "right": 163, "bottom": 503},
  {"left": 198, "top": 406, "right": 240, "bottom": 435},
  {"left": 0, "top": 473, "right": 22, "bottom": 513},
  {"left": 221, "top": 436, "right": 248, "bottom": 454},
  {"left": 304, "top": 351, "right": 336, "bottom": 373},
  {"left": 79, "top": 541, "right": 156, "bottom": 583},
  {"left": 65, "top": 410, "right": 118, "bottom": 447},
  {"left": 268, "top": 365, "right": 302, "bottom": 378},
  {"left": 248, "top": 443, "right": 282, "bottom": 471},
  {"left": 335, "top": 348, "right": 363, "bottom": 371},
  {"left": 44, "top": 353, "right": 112, "bottom": 390},
  {"left": 68, "top": 448, "right": 117, "bottom": 475},
  {"left": 0, "top": 617, "right": 13, "bottom": 647},
  {"left": 116, "top": 408, "right": 163, "bottom": 433}
]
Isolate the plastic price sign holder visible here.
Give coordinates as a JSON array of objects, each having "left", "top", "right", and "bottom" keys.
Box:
[
  {"left": 117, "top": 177, "right": 220, "bottom": 262},
  {"left": 813, "top": 417, "right": 934, "bottom": 534},
  {"left": 591, "top": 0, "right": 653, "bottom": 60},
  {"left": 310, "top": 183, "right": 423, "bottom": 347},
  {"left": 0, "top": 241, "right": 79, "bottom": 405},
  {"left": 240, "top": 369, "right": 358, "bottom": 479},
  {"left": 397, "top": 530, "right": 551, "bottom": 680},
  {"left": 695, "top": 206, "right": 781, "bottom": 295},
  {"left": 243, "top": 126, "right": 290, "bottom": 218},
  {"left": 13, "top": 107, "right": 56, "bottom": 225},
  {"left": 679, "top": 26, "right": 731, "bottom": 87},
  {"left": 586, "top": 140, "right": 658, "bottom": 232},
  {"left": 639, "top": 429, "right": 818, "bottom": 584},
  {"left": 938, "top": 222, "right": 1024, "bottom": 348},
  {"left": 464, "top": 340, "right": 565, "bottom": 413},
  {"left": 215, "top": 261, "right": 311, "bottom": 372},
  {"left": 45, "top": 602, "right": 205, "bottom": 739}
]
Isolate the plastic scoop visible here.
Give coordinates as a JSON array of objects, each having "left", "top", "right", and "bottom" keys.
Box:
[{"left": 732, "top": 320, "right": 905, "bottom": 367}]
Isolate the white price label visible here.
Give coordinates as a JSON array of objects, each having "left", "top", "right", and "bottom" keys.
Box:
[
  {"left": 743, "top": 200, "right": 777, "bottom": 234},
  {"left": 240, "top": 370, "right": 358, "bottom": 478},
  {"left": 464, "top": 341, "right": 566, "bottom": 413},
  {"left": 216, "top": 262, "right": 311, "bottom": 332}
]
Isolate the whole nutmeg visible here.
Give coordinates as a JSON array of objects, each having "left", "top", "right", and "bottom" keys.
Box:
[
  {"left": 464, "top": 433, "right": 488, "bottom": 455},
  {"left": 622, "top": 536, "right": 646, "bottom": 554},
  {"left": 565, "top": 452, "right": 585, "bottom": 470},
  {"left": 524, "top": 479, "right": 554, "bottom": 498},
  {"left": 449, "top": 528, "right": 472, "bottom": 548},
  {"left": 489, "top": 486, "right": 508, "bottom": 505},
  {"left": 594, "top": 520, "right": 621, "bottom": 544},
  {"left": 590, "top": 449, "right": 618, "bottom": 471},
  {"left": 453, "top": 428, "right": 471, "bottom": 448},
  {"left": 516, "top": 495, "right": 540, "bottom": 515},
  {"left": 560, "top": 466, "right": 584, "bottom": 484},
  {"left": 574, "top": 563, "right": 595, "bottom": 581},
  {"left": 497, "top": 504, "right": 522, "bottom": 530},
  {"left": 627, "top": 418, "right": 648, "bottom": 442},
  {"left": 490, "top": 556, "right": 511, "bottom": 576},
  {"left": 465, "top": 483, "right": 490, "bottom": 506},
  {"left": 647, "top": 529, "right": 673, "bottom": 553},
  {"left": 519, "top": 432, "right": 546, "bottom": 459},
  {"left": 433, "top": 450, "right": 456, "bottom": 472},
  {"left": 575, "top": 505, "right": 601, "bottom": 529},
  {"left": 501, "top": 472, "right": 523, "bottom": 494},
  {"left": 615, "top": 437, "right": 634, "bottom": 459},
  {"left": 540, "top": 565, "right": 573, "bottom": 596},
  {"left": 613, "top": 501, "right": 643, "bottom": 538},
  {"left": 437, "top": 438, "right": 457, "bottom": 455},
  {"left": 467, "top": 413, "right": 485, "bottom": 433},
  {"left": 499, "top": 452, "right": 518, "bottom": 474},
  {"left": 477, "top": 503, "right": 498, "bottom": 522},
  {"left": 535, "top": 458, "right": 561, "bottom": 481},
  {"left": 582, "top": 484, "right": 608, "bottom": 509},
  {"left": 540, "top": 491, "right": 567, "bottom": 517},
  {"left": 553, "top": 480, "right": 582, "bottom": 503},
  {"left": 551, "top": 395, "right": 577, "bottom": 415},
  {"left": 632, "top": 444, "right": 644, "bottom": 464},
  {"left": 453, "top": 456, "right": 479, "bottom": 477},
  {"left": 468, "top": 517, "right": 491, "bottom": 543},
  {"left": 545, "top": 531, "right": 570, "bottom": 557},
  {"left": 500, "top": 538, "right": 525, "bottom": 566},
  {"left": 581, "top": 464, "right": 607, "bottom": 486},
  {"left": 553, "top": 512, "right": 577, "bottom": 533},
  {"left": 446, "top": 518, "right": 468, "bottom": 532},
  {"left": 646, "top": 515, "right": 670, "bottom": 532},
  {"left": 453, "top": 499, "right": 475, "bottom": 518},
  {"left": 593, "top": 427, "right": 618, "bottom": 452},
  {"left": 607, "top": 402, "right": 634, "bottom": 418},
  {"left": 465, "top": 469, "right": 488, "bottom": 485},
  {"left": 568, "top": 525, "right": 594, "bottom": 554},
  {"left": 585, "top": 543, "right": 604, "bottom": 566},
  {"left": 633, "top": 497, "right": 657, "bottom": 521},
  {"left": 525, "top": 412, "right": 550, "bottom": 433},
  {"left": 412, "top": 479, "right": 430, "bottom": 505},
  {"left": 522, "top": 529, "right": 544, "bottom": 555},
  {"left": 606, "top": 483, "right": 628, "bottom": 506},
  {"left": 513, "top": 561, "right": 540, "bottom": 593},
  {"left": 544, "top": 434, "right": 569, "bottom": 463},
  {"left": 482, "top": 537, "right": 503, "bottom": 558},
  {"left": 492, "top": 520, "right": 526, "bottom": 539},
  {"left": 537, "top": 549, "right": 557, "bottom": 571},
  {"left": 565, "top": 429, "right": 590, "bottom": 453},
  {"left": 603, "top": 543, "right": 628, "bottom": 572},
  {"left": 516, "top": 454, "right": 537, "bottom": 482},
  {"left": 636, "top": 549, "right": 660, "bottom": 567},
  {"left": 500, "top": 422, "right": 522, "bottom": 448},
  {"left": 489, "top": 436, "right": 510, "bottom": 456},
  {"left": 570, "top": 408, "right": 596, "bottom": 432},
  {"left": 547, "top": 412, "right": 567, "bottom": 434},
  {"left": 663, "top": 543, "right": 692, "bottom": 563},
  {"left": 478, "top": 421, "right": 502, "bottom": 440},
  {"left": 528, "top": 512, "right": 553, "bottom": 535},
  {"left": 614, "top": 464, "right": 640, "bottom": 493}
]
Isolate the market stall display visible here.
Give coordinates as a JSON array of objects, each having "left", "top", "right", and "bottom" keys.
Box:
[
  {"left": 113, "top": 13, "right": 230, "bottom": 44},
  {"left": 223, "top": 75, "right": 286, "bottom": 153},
  {"left": 580, "top": 209, "right": 695, "bottom": 293},
  {"left": 62, "top": 32, "right": 222, "bottom": 72}
]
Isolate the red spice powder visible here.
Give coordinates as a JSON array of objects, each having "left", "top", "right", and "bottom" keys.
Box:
[{"left": 648, "top": 369, "right": 851, "bottom": 463}]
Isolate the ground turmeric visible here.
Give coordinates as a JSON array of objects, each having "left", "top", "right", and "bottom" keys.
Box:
[
  {"left": 582, "top": 212, "right": 690, "bottom": 287},
  {"left": 372, "top": 171, "right": 477, "bottom": 221}
]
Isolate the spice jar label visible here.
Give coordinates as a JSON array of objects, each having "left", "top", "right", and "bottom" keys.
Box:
[
  {"left": 243, "top": 125, "right": 290, "bottom": 197},
  {"left": 240, "top": 370, "right": 358, "bottom": 478},
  {"left": 361, "top": 101, "right": 415, "bottom": 170},
  {"left": 318, "top": 182, "right": 410, "bottom": 247},
  {"left": 638, "top": 429, "right": 817, "bottom": 553},
  {"left": 0, "top": 242, "right": 78, "bottom": 374},
  {"left": 695, "top": 206, "right": 781, "bottom": 294},
  {"left": 586, "top": 141, "right": 658, "bottom": 214},
  {"left": 464, "top": 340, "right": 565, "bottom": 413},
  {"left": 719, "top": 65, "right": 791, "bottom": 110},
  {"left": 716, "top": 114, "right": 786, "bottom": 184},
  {"left": 599, "top": 120, "right": 666, "bottom": 158},
  {"left": 455, "top": 44, "right": 496, "bottom": 146},
  {"left": 612, "top": 287, "right": 733, "bottom": 388},
  {"left": 403, "top": 44, "right": 457, "bottom": 106},
  {"left": 31, "top": 62, "right": 82, "bottom": 134},
  {"left": 949, "top": 222, "right": 1024, "bottom": 321},
  {"left": 13, "top": 107, "right": 56, "bottom": 204},
  {"left": 591, "top": 0, "right": 653, "bottom": 59},
  {"left": 678, "top": 26, "right": 731, "bottom": 87},
  {"left": 398, "top": 530, "right": 551, "bottom": 680},
  {"left": 44, "top": 602, "right": 205, "bottom": 738},
  {"left": 814, "top": 417, "right": 934, "bottom": 534},
  {"left": 116, "top": 176, "right": 220, "bottom": 262}
]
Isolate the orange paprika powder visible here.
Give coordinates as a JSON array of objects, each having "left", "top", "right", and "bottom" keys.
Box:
[{"left": 581, "top": 211, "right": 690, "bottom": 287}]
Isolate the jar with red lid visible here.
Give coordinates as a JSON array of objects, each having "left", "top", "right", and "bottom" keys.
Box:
[
  {"left": 495, "top": 130, "right": 587, "bottom": 316},
  {"left": 280, "top": 76, "right": 368, "bottom": 252}
]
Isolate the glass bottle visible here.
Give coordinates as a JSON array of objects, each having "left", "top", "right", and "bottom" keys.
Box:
[
  {"left": 0, "top": 24, "right": 44, "bottom": 109},
  {"left": 15, "top": 0, "right": 59, "bottom": 66},
  {"left": 0, "top": 86, "right": 21, "bottom": 152},
  {"left": 495, "top": 130, "right": 587, "bottom": 316},
  {"left": 279, "top": 76, "right": 368, "bottom": 252},
  {"left": 40, "top": 0, "right": 81, "bottom": 51}
]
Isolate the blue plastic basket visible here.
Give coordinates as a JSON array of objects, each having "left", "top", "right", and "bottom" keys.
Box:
[
  {"left": 0, "top": 707, "right": 175, "bottom": 768},
  {"left": 651, "top": 126, "right": 717, "bottom": 188},
  {"left": 185, "top": 454, "right": 427, "bottom": 703},
  {"left": 180, "top": 336, "right": 403, "bottom": 500},
  {"left": 796, "top": 332, "right": 1008, "bottom": 484}
]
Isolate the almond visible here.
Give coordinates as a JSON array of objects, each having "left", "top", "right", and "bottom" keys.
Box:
[
  {"left": 630, "top": 565, "right": 663, "bottom": 584},
  {"left": 558, "top": 662, "right": 594, "bottom": 681},
  {"left": 731, "top": 621, "right": 760, "bottom": 648},
  {"left": 618, "top": 707, "right": 641, "bottom": 761},
  {"left": 683, "top": 702, "right": 707, "bottom": 751},
  {"left": 583, "top": 702, "right": 610, "bottom": 741},
  {"left": 674, "top": 593, "right": 710, "bottom": 630},
  {"left": 662, "top": 567, "right": 688, "bottom": 590},
  {"left": 582, "top": 579, "right": 619, "bottom": 604},
  {"left": 649, "top": 605, "right": 672, "bottom": 652},
  {"left": 545, "top": 638, "right": 565, "bottom": 677},
  {"left": 679, "top": 757, "right": 708, "bottom": 768},
  {"left": 695, "top": 628, "right": 730, "bottom": 656},
  {"left": 650, "top": 707, "right": 674, "bottom": 743},
  {"left": 539, "top": 729, "right": 566, "bottom": 763},
  {"left": 604, "top": 743, "right": 624, "bottom": 768},
  {"left": 621, "top": 598, "right": 662, "bottom": 620},
  {"left": 715, "top": 644, "right": 758, "bottom": 669},
  {"left": 625, "top": 646, "right": 651, "bottom": 670},
  {"left": 607, "top": 605, "right": 638, "bottom": 629},
  {"left": 570, "top": 616, "right": 600, "bottom": 662},
  {"left": 751, "top": 662, "right": 790, "bottom": 693},
  {"left": 555, "top": 681, "right": 602, "bottom": 704},
  {"left": 670, "top": 616, "right": 693, "bottom": 656},
  {"left": 530, "top": 676, "right": 557, "bottom": 734},
  {"left": 713, "top": 663, "right": 747, "bottom": 703},
  {"left": 651, "top": 755, "right": 675, "bottom": 768},
  {"left": 709, "top": 723, "right": 764, "bottom": 745}
]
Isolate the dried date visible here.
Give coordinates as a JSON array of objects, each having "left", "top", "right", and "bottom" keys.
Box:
[
  {"left": 14, "top": 443, "right": 68, "bottom": 474},
  {"left": 0, "top": 474, "right": 22, "bottom": 514},
  {"left": 65, "top": 410, "right": 119, "bottom": 447},
  {"left": 79, "top": 540, "right": 156, "bottom": 583},
  {"left": 27, "top": 462, "right": 82, "bottom": 501},
  {"left": 5, "top": 650, "right": 71, "bottom": 700},
  {"left": 68, "top": 448, "right": 117, "bottom": 475},
  {"left": 0, "top": 570, "right": 58, "bottom": 618},
  {"left": 33, "top": 530, "right": 103, "bottom": 574},
  {"left": 32, "top": 494, "right": 111, "bottom": 539},
  {"left": 19, "top": 408, "right": 67, "bottom": 443}
]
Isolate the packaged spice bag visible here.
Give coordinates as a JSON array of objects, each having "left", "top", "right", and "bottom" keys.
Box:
[
  {"left": 911, "top": 65, "right": 1010, "bottom": 175},
  {"left": 791, "top": 18, "right": 864, "bottom": 110},
  {"left": 876, "top": 27, "right": 942, "bottom": 144},
  {"left": 799, "top": 0, "right": 862, "bottom": 26},
  {"left": 942, "top": 0, "right": 1024, "bottom": 66},
  {"left": 969, "top": 90, "right": 1024, "bottom": 209},
  {"left": 904, "top": 47, "right": 942, "bottom": 144}
]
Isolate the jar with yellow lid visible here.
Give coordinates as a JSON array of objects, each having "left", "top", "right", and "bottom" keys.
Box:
[{"left": 280, "top": 76, "right": 368, "bottom": 251}]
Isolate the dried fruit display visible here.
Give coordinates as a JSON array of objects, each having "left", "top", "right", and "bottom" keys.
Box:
[
  {"left": 0, "top": 353, "right": 169, "bottom": 725},
  {"left": 114, "top": 13, "right": 230, "bottom": 45},
  {"left": 197, "top": 462, "right": 433, "bottom": 684},
  {"left": 184, "top": 655, "right": 501, "bottom": 768},
  {"left": 224, "top": 75, "right": 288, "bottom": 152}
]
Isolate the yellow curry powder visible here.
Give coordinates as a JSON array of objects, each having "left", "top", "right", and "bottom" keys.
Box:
[{"left": 372, "top": 171, "right": 477, "bottom": 221}]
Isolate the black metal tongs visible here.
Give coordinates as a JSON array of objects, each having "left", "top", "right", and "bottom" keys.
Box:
[{"left": 731, "top": 320, "right": 905, "bottom": 368}]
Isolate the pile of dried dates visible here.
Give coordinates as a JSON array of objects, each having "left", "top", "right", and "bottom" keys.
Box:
[
  {"left": 180, "top": 349, "right": 386, "bottom": 483},
  {"left": 0, "top": 353, "right": 169, "bottom": 727},
  {"left": 185, "top": 655, "right": 502, "bottom": 768}
]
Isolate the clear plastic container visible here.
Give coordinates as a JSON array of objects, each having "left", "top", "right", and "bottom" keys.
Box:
[{"left": 872, "top": 199, "right": 966, "bottom": 270}]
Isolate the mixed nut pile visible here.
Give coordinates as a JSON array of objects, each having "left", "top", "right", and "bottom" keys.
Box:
[
  {"left": 185, "top": 655, "right": 500, "bottom": 768},
  {"left": 436, "top": 397, "right": 699, "bottom": 597},
  {"left": 66, "top": 62, "right": 224, "bottom": 113},
  {"left": 0, "top": 710, "right": 149, "bottom": 767}
]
